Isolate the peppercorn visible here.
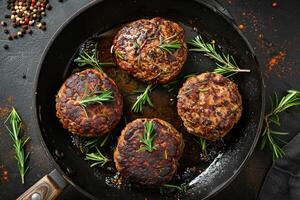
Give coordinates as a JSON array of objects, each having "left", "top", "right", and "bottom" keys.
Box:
[
  {"left": 1, "top": 21, "right": 7, "bottom": 27},
  {"left": 4, "top": 29, "right": 9, "bottom": 34},
  {"left": 22, "top": 25, "right": 28, "bottom": 30},
  {"left": 27, "top": 29, "right": 33, "bottom": 34},
  {"left": 8, "top": 35, "right": 13, "bottom": 40},
  {"left": 46, "top": 4, "right": 52, "bottom": 10},
  {"left": 3, "top": 44, "right": 9, "bottom": 50},
  {"left": 4, "top": 14, "right": 10, "bottom": 19}
]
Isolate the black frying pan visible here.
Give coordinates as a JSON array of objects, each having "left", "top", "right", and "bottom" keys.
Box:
[{"left": 19, "top": 0, "right": 265, "bottom": 199}]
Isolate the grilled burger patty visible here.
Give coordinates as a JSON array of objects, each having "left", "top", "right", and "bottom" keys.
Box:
[
  {"left": 177, "top": 73, "right": 242, "bottom": 141},
  {"left": 112, "top": 17, "right": 188, "bottom": 84},
  {"left": 56, "top": 69, "right": 123, "bottom": 137},
  {"left": 114, "top": 118, "right": 184, "bottom": 186}
]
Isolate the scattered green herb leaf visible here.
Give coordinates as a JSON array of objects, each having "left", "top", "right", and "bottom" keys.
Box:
[
  {"left": 4, "top": 107, "right": 30, "bottom": 184},
  {"left": 85, "top": 147, "right": 109, "bottom": 167},
  {"left": 194, "top": 137, "right": 207, "bottom": 155},
  {"left": 131, "top": 85, "right": 154, "bottom": 113},
  {"left": 162, "top": 183, "right": 187, "bottom": 193},
  {"left": 261, "top": 90, "right": 300, "bottom": 160},
  {"left": 189, "top": 35, "right": 250, "bottom": 77},
  {"left": 74, "top": 48, "right": 115, "bottom": 72}
]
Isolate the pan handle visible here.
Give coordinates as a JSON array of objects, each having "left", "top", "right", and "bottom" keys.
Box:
[
  {"left": 17, "top": 169, "right": 67, "bottom": 200},
  {"left": 198, "top": 0, "right": 236, "bottom": 24}
]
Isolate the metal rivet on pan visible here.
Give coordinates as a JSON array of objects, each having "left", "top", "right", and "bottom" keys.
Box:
[{"left": 31, "top": 193, "right": 41, "bottom": 200}]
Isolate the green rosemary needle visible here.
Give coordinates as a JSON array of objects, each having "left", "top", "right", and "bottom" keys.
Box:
[
  {"left": 85, "top": 134, "right": 110, "bottom": 149},
  {"left": 194, "top": 137, "right": 207, "bottom": 155},
  {"left": 189, "top": 35, "right": 250, "bottom": 77},
  {"left": 261, "top": 90, "right": 300, "bottom": 160},
  {"left": 162, "top": 183, "right": 187, "bottom": 193},
  {"left": 4, "top": 107, "right": 30, "bottom": 184},
  {"left": 159, "top": 34, "right": 182, "bottom": 53},
  {"left": 138, "top": 121, "right": 157, "bottom": 152},
  {"left": 79, "top": 89, "right": 113, "bottom": 108},
  {"left": 131, "top": 85, "right": 154, "bottom": 113},
  {"left": 74, "top": 48, "right": 115, "bottom": 72},
  {"left": 85, "top": 147, "right": 109, "bottom": 167}
]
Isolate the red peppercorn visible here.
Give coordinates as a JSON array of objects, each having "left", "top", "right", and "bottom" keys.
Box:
[{"left": 24, "top": 18, "right": 29, "bottom": 24}]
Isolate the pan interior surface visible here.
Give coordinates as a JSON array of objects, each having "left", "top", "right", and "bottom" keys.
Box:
[{"left": 35, "top": 0, "right": 264, "bottom": 199}]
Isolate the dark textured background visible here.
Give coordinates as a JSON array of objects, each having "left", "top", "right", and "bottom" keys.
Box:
[{"left": 0, "top": 0, "right": 299, "bottom": 199}]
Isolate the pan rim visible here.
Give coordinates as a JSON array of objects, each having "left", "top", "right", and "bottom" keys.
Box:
[{"left": 32, "top": 0, "right": 266, "bottom": 199}]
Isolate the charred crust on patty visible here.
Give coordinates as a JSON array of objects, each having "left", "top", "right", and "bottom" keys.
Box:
[
  {"left": 56, "top": 69, "right": 123, "bottom": 137},
  {"left": 114, "top": 118, "right": 184, "bottom": 186},
  {"left": 177, "top": 73, "right": 242, "bottom": 141},
  {"left": 112, "top": 17, "right": 188, "bottom": 84}
]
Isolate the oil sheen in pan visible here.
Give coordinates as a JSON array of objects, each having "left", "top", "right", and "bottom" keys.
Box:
[{"left": 65, "top": 21, "right": 240, "bottom": 196}]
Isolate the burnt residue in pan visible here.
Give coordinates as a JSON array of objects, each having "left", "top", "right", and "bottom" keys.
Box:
[{"left": 64, "top": 22, "right": 237, "bottom": 197}]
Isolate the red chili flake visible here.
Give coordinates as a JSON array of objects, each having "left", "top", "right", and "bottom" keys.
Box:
[
  {"left": 238, "top": 23, "right": 245, "bottom": 30},
  {"left": 266, "top": 51, "right": 286, "bottom": 73},
  {"left": 272, "top": 2, "right": 278, "bottom": 8}
]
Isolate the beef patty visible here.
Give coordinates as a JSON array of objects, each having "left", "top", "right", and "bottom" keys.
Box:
[
  {"left": 112, "top": 17, "right": 188, "bottom": 84},
  {"left": 56, "top": 69, "right": 123, "bottom": 137},
  {"left": 177, "top": 73, "right": 242, "bottom": 141},
  {"left": 114, "top": 118, "right": 184, "bottom": 186}
]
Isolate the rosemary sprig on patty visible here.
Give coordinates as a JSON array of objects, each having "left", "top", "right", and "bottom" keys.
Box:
[
  {"left": 159, "top": 34, "right": 182, "bottom": 53},
  {"left": 4, "top": 108, "right": 30, "bottom": 184},
  {"left": 189, "top": 35, "right": 250, "bottom": 77},
  {"left": 79, "top": 88, "right": 114, "bottom": 108},
  {"left": 74, "top": 48, "right": 115, "bottom": 72},
  {"left": 138, "top": 121, "right": 157, "bottom": 152},
  {"left": 261, "top": 90, "right": 300, "bottom": 160},
  {"left": 131, "top": 85, "right": 154, "bottom": 113},
  {"left": 85, "top": 147, "right": 109, "bottom": 167}
]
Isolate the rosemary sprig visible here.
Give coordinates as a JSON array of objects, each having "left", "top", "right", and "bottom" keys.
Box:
[
  {"left": 194, "top": 137, "right": 207, "bottom": 155},
  {"left": 162, "top": 183, "right": 187, "bottom": 193},
  {"left": 261, "top": 90, "right": 300, "bottom": 160},
  {"left": 85, "top": 134, "right": 110, "bottom": 149},
  {"left": 138, "top": 121, "right": 157, "bottom": 152},
  {"left": 79, "top": 89, "right": 113, "bottom": 108},
  {"left": 4, "top": 108, "right": 30, "bottom": 184},
  {"left": 74, "top": 48, "right": 115, "bottom": 72},
  {"left": 158, "top": 34, "right": 182, "bottom": 54},
  {"left": 189, "top": 35, "right": 250, "bottom": 77},
  {"left": 85, "top": 147, "right": 109, "bottom": 167},
  {"left": 131, "top": 85, "right": 154, "bottom": 113}
]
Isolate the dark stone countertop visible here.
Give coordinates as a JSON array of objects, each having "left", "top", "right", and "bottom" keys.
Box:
[{"left": 0, "top": 0, "right": 299, "bottom": 199}]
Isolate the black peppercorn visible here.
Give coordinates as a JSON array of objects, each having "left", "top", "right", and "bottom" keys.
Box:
[
  {"left": 4, "top": 29, "right": 9, "bottom": 34},
  {"left": 46, "top": 4, "right": 52, "bottom": 10},
  {"left": 8, "top": 35, "right": 13, "bottom": 40},
  {"left": 3, "top": 44, "right": 9, "bottom": 50},
  {"left": 1, "top": 21, "right": 7, "bottom": 27}
]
